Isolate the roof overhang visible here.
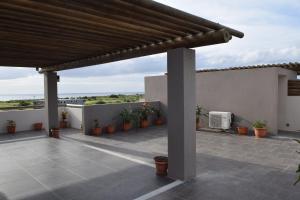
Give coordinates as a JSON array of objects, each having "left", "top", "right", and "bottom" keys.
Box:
[{"left": 0, "top": 0, "right": 243, "bottom": 72}]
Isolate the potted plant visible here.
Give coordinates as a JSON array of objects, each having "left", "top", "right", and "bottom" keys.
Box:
[
  {"left": 154, "top": 109, "right": 164, "bottom": 126},
  {"left": 106, "top": 124, "right": 116, "bottom": 134},
  {"left": 50, "top": 128, "right": 60, "bottom": 138},
  {"left": 196, "top": 106, "right": 207, "bottom": 130},
  {"left": 137, "top": 103, "right": 154, "bottom": 128},
  {"left": 120, "top": 109, "right": 132, "bottom": 131},
  {"left": 7, "top": 120, "right": 16, "bottom": 134},
  {"left": 294, "top": 139, "right": 300, "bottom": 185},
  {"left": 237, "top": 127, "right": 248, "bottom": 135},
  {"left": 60, "top": 111, "right": 68, "bottom": 128},
  {"left": 92, "top": 119, "right": 102, "bottom": 136},
  {"left": 154, "top": 156, "right": 168, "bottom": 176},
  {"left": 33, "top": 122, "right": 43, "bottom": 131},
  {"left": 252, "top": 120, "right": 268, "bottom": 138}
]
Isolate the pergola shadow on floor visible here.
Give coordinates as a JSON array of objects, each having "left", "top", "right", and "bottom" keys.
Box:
[{"left": 0, "top": 127, "right": 299, "bottom": 199}]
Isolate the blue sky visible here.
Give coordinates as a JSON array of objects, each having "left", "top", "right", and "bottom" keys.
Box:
[{"left": 0, "top": 0, "right": 299, "bottom": 94}]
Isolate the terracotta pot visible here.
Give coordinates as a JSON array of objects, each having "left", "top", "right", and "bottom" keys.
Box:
[
  {"left": 196, "top": 121, "right": 201, "bottom": 130},
  {"left": 254, "top": 128, "right": 268, "bottom": 138},
  {"left": 140, "top": 119, "right": 149, "bottom": 128},
  {"left": 7, "top": 126, "right": 16, "bottom": 134},
  {"left": 106, "top": 125, "right": 116, "bottom": 134},
  {"left": 154, "top": 118, "right": 164, "bottom": 126},
  {"left": 34, "top": 123, "right": 43, "bottom": 131},
  {"left": 154, "top": 156, "right": 168, "bottom": 176},
  {"left": 123, "top": 122, "right": 132, "bottom": 132},
  {"left": 50, "top": 128, "right": 60, "bottom": 139},
  {"left": 237, "top": 127, "right": 248, "bottom": 135},
  {"left": 60, "top": 121, "right": 68, "bottom": 129},
  {"left": 92, "top": 127, "right": 102, "bottom": 136}
]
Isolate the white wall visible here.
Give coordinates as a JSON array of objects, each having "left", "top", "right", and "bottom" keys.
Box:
[
  {"left": 59, "top": 105, "right": 83, "bottom": 130},
  {"left": 0, "top": 109, "right": 45, "bottom": 134},
  {"left": 145, "top": 67, "right": 300, "bottom": 134}
]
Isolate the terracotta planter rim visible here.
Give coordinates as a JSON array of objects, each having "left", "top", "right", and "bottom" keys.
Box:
[
  {"left": 154, "top": 156, "right": 168, "bottom": 162},
  {"left": 253, "top": 127, "right": 267, "bottom": 130}
]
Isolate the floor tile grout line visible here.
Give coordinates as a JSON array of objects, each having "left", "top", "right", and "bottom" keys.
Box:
[
  {"left": 0, "top": 135, "right": 47, "bottom": 144},
  {"left": 133, "top": 180, "right": 184, "bottom": 200}
]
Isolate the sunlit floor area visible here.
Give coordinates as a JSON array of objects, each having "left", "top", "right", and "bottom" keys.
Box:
[{"left": 0, "top": 127, "right": 300, "bottom": 200}]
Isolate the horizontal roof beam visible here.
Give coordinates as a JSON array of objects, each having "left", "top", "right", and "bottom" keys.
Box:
[{"left": 40, "top": 29, "right": 232, "bottom": 72}]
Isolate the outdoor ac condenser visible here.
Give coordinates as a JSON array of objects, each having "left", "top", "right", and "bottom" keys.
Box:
[{"left": 209, "top": 111, "right": 232, "bottom": 130}]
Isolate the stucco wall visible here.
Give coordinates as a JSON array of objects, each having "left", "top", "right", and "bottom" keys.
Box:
[
  {"left": 82, "top": 101, "right": 160, "bottom": 134},
  {"left": 60, "top": 105, "right": 83, "bottom": 130},
  {"left": 0, "top": 109, "right": 45, "bottom": 134},
  {"left": 145, "top": 67, "right": 299, "bottom": 134}
]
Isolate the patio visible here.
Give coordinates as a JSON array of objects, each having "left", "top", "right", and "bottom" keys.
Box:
[{"left": 0, "top": 127, "right": 299, "bottom": 200}]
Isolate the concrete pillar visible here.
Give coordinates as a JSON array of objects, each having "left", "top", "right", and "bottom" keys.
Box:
[
  {"left": 167, "top": 48, "right": 196, "bottom": 180},
  {"left": 44, "top": 71, "right": 59, "bottom": 133}
]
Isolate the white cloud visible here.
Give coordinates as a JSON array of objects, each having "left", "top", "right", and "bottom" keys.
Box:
[{"left": 0, "top": 0, "right": 299, "bottom": 94}]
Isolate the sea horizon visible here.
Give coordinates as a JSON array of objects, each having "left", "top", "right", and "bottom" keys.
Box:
[{"left": 0, "top": 92, "right": 143, "bottom": 101}]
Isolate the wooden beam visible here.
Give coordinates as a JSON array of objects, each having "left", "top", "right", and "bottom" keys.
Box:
[{"left": 40, "top": 29, "right": 232, "bottom": 72}]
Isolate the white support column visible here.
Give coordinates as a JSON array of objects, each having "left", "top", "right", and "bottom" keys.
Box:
[
  {"left": 167, "top": 48, "right": 196, "bottom": 180},
  {"left": 44, "top": 71, "right": 59, "bottom": 133}
]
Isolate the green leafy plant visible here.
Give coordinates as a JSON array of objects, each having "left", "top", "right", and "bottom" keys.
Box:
[
  {"left": 61, "top": 111, "right": 68, "bottom": 121},
  {"left": 154, "top": 108, "right": 162, "bottom": 118},
  {"left": 252, "top": 120, "right": 267, "bottom": 129},
  {"left": 294, "top": 139, "right": 300, "bottom": 185},
  {"left": 135, "top": 103, "right": 154, "bottom": 121},
  {"left": 18, "top": 100, "right": 31, "bottom": 107},
  {"left": 94, "top": 119, "right": 100, "bottom": 128},
  {"left": 120, "top": 109, "right": 132, "bottom": 124},
  {"left": 7, "top": 120, "right": 16, "bottom": 127},
  {"left": 196, "top": 105, "right": 207, "bottom": 123}
]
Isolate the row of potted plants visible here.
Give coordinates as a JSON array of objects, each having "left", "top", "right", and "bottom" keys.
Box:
[
  {"left": 6, "top": 120, "right": 44, "bottom": 134},
  {"left": 90, "top": 103, "right": 164, "bottom": 136},
  {"left": 237, "top": 120, "right": 268, "bottom": 138}
]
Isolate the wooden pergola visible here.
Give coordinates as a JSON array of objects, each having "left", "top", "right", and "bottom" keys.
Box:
[
  {"left": 0, "top": 0, "right": 243, "bottom": 72},
  {"left": 0, "top": 0, "right": 243, "bottom": 181}
]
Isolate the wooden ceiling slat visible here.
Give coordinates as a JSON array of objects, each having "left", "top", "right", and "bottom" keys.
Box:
[
  {"left": 0, "top": 8, "right": 159, "bottom": 43},
  {"left": 1, "top": 1, "right": 175, "bottom": 40},
  {"left": 0, "top": 0, "right": 243, "bottom": 69}
]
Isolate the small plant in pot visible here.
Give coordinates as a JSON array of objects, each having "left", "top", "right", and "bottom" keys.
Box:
[
  {"left": 252, "top": 120, "right": 268, "bottom": 138},
  {"left": 137, "top": 103, "right": 154, "bottom": 128},
  {"left": 50, "top": 128, "right": 60, "bottom": 138},
  {"left": 60, "top": 111, "right": 68, "bottom": 128},
  {"left": 7, "top": 120, "right": 16, "bottom": 134},
  {"left": 33, "top": 122, "right": 43, "bottom": 131},
  {"left": 196, "top": 106, "right": 207, "bottom": 130},
  {"left": 294, "top": 139, "right": 300, "bottom": 185},
  {"left": 237, "top": 126, "right": 248, "bottom": 135},
  {"left": 106, "top": 119, "right": 116, "bottom": 134},
  {"left": 154, "top": 109, "right": 164, "bottom": 126},
  {"left": 92, "top": 119, "right": 102, "bottom": 136},
  {"left": 154, "top": 156, "right": 168, "bottom": 176},
  {"left": 120, "top": 109, "right": 132, "bottom": 131}
]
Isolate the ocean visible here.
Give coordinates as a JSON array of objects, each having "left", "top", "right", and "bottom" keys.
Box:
[{"left": 0, "top": 92, "right": 143, "bottom": 101}]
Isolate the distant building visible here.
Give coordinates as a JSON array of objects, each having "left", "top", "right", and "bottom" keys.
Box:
[{"left": 34, "top": 99, "right": 85, "bottom": 107}]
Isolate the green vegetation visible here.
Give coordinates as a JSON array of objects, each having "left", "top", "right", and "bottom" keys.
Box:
[
  {"left": 84, "top": 94, "right": 142, "bottom": 106},
  {"left": 0, "top": 94, "right": 143, "bottom": 110}
]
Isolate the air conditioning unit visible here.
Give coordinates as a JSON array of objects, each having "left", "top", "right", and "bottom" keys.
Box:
[{"left": 209, "top": 111, "right": 232, "bottom": 130}]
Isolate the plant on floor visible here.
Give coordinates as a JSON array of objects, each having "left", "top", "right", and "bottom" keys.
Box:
[
  {"left": 33, "top": 122, "right": 43, "bottom": 131},
  {"left": 196, "top": 105, "right": 207, "bottom": 130},
  {"left": 154, "top": 156, "right": 168, "bottom": 176},
  {"left": 153, "top": 108, "right": 164, "bottom": 126},
  {"left": 106, "top": 118, "right": 116, "bottom": 134},
  {"left": 294, "top": 139, "right": 300, "bottom": 185},
  {"left": 50, "top": 128, "right": 60, "bottom": 138},
  {"left": 7, "top": 120, "right": 16, "bottom": 134},
  {"left": 120, "top": 108, "right": 133, "bottom": 131},
  {"left": 135, "top": 103, "right": 154, "bottom": 128},
  {"left": 252, "top": 120, "right": 267, "bottom": 138},
  {"left": 60, "top": 111, "right": 68, "bottom": 128},
  {"left": 92, "top": 119, "right": 102, "bottom": 136}
]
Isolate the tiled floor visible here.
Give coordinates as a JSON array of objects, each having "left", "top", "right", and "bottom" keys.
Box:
[
  {"left": 0, "top": 130, "right": 172, "bottom": 200},
  {"left": 0, "top": 127, "right": 300, "bottom": 200}
]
